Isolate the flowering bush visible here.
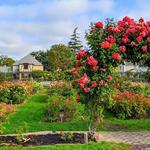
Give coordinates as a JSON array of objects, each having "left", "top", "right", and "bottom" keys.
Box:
[
  {"left": 0, "top": 103, "right": 14, "bottom": 123},
  {"left": 111, "top": 90, "right": 150, "bottom": 119},
  {"left": 72, "top": 16, "right": 150, "bottom": 131},
  {"left": 0, "top": 81, "right": 41, "bottom": 104}
]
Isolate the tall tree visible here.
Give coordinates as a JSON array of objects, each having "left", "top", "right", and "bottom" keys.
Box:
[
  {"left": 68, "top": 27, "right": 83, "bottom": 53},
  {"left": 48, "top": 44, "right": 75, "bottom": 71},
  {"left": 31, "top": 50, "right": 50, "bottom": 71},
  {"left": 0, "top": 55, "right": 15, "bottom": 66}
]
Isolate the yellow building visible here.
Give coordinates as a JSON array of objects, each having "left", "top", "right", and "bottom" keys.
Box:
[{"left": 13, "top": 54, "right": 43, "bottom": 80}]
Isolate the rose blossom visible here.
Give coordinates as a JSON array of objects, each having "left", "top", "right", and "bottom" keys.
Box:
[
  {"left": 121, "top": 36, "right": 129, "bottom": 44},
  {"left": 76, "top": 96, "right": 80, "bottom": 102},
  {"left": 100, "top": 41, "right": 112, "bottom": 49},
  {"left": 76, "top": 49, "right": 87, "bottom": 60},
  {"left": 84, "top": 88, "right": 90, "bottom": 93},
  {"left": 87, "top": 56, "right": 98, "bottom": 70},
  {"left": 95, "top": 21, "right": 103, "bottom": 28},
  {"left": 107, "top": 75, "right": 113, "bottom": 81},
  {"left": 72, "top": 68, "right": 78, "bottom": 76},
  {"left": 136, "top": 35, "right": 143, "bottom": 42},
  {"left": 106, "top": 35, "right": 116, "bottom": 44},
  {"left": 119, "top": 46, "right": 126, "bottom": 53},
  {"left": 112, "top": 52, "right": 122, "bottom": 61},
  {"left": 90, "top": 81, "right": 97, "bottom": 88},
  {"left": 131, "top": 42, "right": 137, "bottom": 47},
  {"left": 141, "top": 45, "right": 148, "bottom": 52}
]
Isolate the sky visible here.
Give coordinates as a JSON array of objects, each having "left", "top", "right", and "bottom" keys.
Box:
[{"left": 0, "top": 0, "right": 150, "bottom": 59}]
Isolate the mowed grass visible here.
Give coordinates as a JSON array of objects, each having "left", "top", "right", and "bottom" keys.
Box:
[
  {"left": 2, "top": 88, "right": 150, "bottom": 134},
  {"left": 2, "top": 92, "right": 88, "bottom": 134},
  {"left": 0, "top": 142, "right": 129, "bottom": 150}
]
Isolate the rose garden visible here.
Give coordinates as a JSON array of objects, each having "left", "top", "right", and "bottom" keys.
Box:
[{"left": 0, "top": 16, "right": 150, "bottom": 150}]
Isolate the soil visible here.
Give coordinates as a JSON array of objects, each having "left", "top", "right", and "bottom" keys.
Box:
[{"left": 0, "top": 132, "right": 85, "bottom": 146}]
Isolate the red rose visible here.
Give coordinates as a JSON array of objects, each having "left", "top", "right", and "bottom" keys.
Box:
[
  {"left": 100, "top": 41, "right": 112, "bottom": 49},
  {"left": 76, "top": 49, "right": 87, "bottom": 60},
  {"left": 95, "top": 21, "right": 103, "bottom": 28},
  {"left": 76, "top": 96, "right": 80, "bottom": 102},
  {"left": 84, "top": 88, "right": 90, "bottom": 93},
  {"left": 90, "top": 81, "right": 97, "bottom": 88},
  {"left": 106, "top": 35, "right": 116, "bottom": 44},
  {"left": 121, "top": 36, "right": 129, "bottom": 44},
  {"left": 136, "top": 35, "right": 143, "bottom": 42},
  {"left": 76, "top": 73, "right": 90, "bottom": 85},
  {"left": 87, "top": 56, "right": 98, "bottom": 70},
  {"left": 139, "top": 17, "right": 144, "bottom": 23},
  {"left": 76, "top": 60, "right": 82, "bottom": 67},
  {"left": 72, "top": 68, "right": 78, "bottom": 76},
  {"left": 112, "top": 52, "right": 121, "bottom": 61},
  {"left": 107, "top": 75, "right": 113, "bottom": 81},
  {"left": 147, "top": 37, "right": 150, "bottom": 43},
  {"left": 113, "top": 83, "right": 117, "bottom": 88},
  {"left": 119, "top": 46, "right": 126, "bottom": 53},
  {"left": 141, "top": 45, "right": 148, "bottom": 52}
]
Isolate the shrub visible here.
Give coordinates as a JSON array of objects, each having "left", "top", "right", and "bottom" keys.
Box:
[
  {"left": 44, "top": 81, "right": 84, "bottom": 122},
  {"left": 0, "top": 81, "right": 42, "bottom": 104},
  {"left": 111, "top": 90, "right": 150, "bottom": 119}
]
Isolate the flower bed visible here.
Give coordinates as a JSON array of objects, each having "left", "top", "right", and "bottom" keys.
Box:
[{"left": 0, "top": 81, "right": 42, "bottom": 104}]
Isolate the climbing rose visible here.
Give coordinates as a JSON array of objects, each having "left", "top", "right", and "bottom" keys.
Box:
[
  {"left": 106, "top": 35, "right": 116, "bottom": 44},
  {"left": 72, "top": 68, "right": 78, "bottom": 76},
  {"left": 100, "top": 41, "right": 112, "bottom": 49},
  {"left": 84, "top": 88, "right": 90, "bottom": 93},
  {"left": 121, "top": 36, "right": 129, "bottom": 44},
  {"left": 76, "top": 49, "right": 87, "bottom": 60},
  {"left": 112, "top": 52, "right": 121, "bottom": 61},
  {"left": 119, "top": 46, "right": 126, "bottom": 53},
  {"left": 87, "top": 56, "right": 98, "bottom": 70},
  {"left": 141, "top": 46, "right": 148, "bottom": 52},
  {"left": 76, "top": 73, "right": 90, "bottom": 85},
  {"left": 76, "top": 60, "right": 82, "bottom": 67},
  {"left": 136, "top": 36, "right": 143, "bottom": 42},
  {"left": 90, "top": 81, "right": 97, "bottom": 88},
  {"left": 95, "top": 21, "right": 103, "bottom": 28},
  {"left": 107, "top": 75, "right": 113, "bottom": 81}
]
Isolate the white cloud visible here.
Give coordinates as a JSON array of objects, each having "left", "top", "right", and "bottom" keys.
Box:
[{"left": 0, "top": 0, "right": 115, "bottom": 59}]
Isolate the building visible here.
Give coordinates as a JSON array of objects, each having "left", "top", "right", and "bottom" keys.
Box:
[
  {"left": 119, "top": 62, "right": 148, "bottom": 73},
  {"left": 13, "top": 54, "right": 43, "bottom": 80}
]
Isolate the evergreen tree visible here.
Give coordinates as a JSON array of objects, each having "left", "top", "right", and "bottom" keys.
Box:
[{"left": 68, "top": 27, "right": 83, "bottom": 53}]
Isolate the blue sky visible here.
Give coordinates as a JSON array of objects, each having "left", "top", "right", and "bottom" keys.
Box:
[{"left": 0, "top": 0, "right": 150, "bottom": 59}]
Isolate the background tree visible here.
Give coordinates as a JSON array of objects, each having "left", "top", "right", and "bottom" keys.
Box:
[
  {"left": 48, "top": 44, "right": 75, "bottom": 72},
  {"left": 68, "top": 27, "right": 83, "bottom": 53},
  {"left": 0, "top": 55, "right": 15, "bottom": 66},
  {"left": 31, "top": 50, "right": 50, "bottom": 71}
]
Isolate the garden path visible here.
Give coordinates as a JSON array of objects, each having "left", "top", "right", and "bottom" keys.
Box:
[{"left": 96, "top": 131, "right": 150, "bottom": 150}]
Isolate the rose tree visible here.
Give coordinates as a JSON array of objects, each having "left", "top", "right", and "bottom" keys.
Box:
[{"left": 72, "top": 16, "right": 150, "bottom": 131}]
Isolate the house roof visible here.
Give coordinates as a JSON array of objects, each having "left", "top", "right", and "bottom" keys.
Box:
[{"left": 13, "top": 54, "right": 42, "bottom": 66}]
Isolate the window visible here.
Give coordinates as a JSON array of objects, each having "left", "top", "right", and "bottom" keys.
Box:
[{"left": 24, "top": 63, "right": 28, "bottom": 69}]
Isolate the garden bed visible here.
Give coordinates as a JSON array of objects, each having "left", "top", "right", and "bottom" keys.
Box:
[{"left": 0, "top": 131, "right": 87, "bottom": 146}]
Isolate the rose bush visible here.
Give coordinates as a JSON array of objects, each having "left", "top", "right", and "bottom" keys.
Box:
[
  {"left": 0, "top": 81, "right": 42, "bottom": 104},
  {"left": 72, "top": 16, "right": 150, "bottom": 131}
]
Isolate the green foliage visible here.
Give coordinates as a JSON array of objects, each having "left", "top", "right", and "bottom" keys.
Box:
[
  {"left": 0, "top": 72, "right": 13, "bottom": 82},
  {"left": 48, "top": 44, "right": 75, "bottom": 72},
  {"left": 68, "top": 27, "right": 83, "bottom": 52},
  {"left": 0, "top": 55, "right": 15, "bottom": 66},
  {"left": 44, "top": 81, "right": 84, "bottom": 122}
]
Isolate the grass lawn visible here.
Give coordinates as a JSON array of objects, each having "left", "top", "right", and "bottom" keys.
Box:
[
  {"left": 1, "top": 89, "right": 150, "bottom": 134},
  {"left": 0, "top": 142, "right": 129, "bottom": 150},
  {"left": 1, "top": 92, "right": 89, "bottom": 134}
]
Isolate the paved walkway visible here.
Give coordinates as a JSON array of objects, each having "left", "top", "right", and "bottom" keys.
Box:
[{"left": 96, "top": 131, "right": 150, "bottom": 144}]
